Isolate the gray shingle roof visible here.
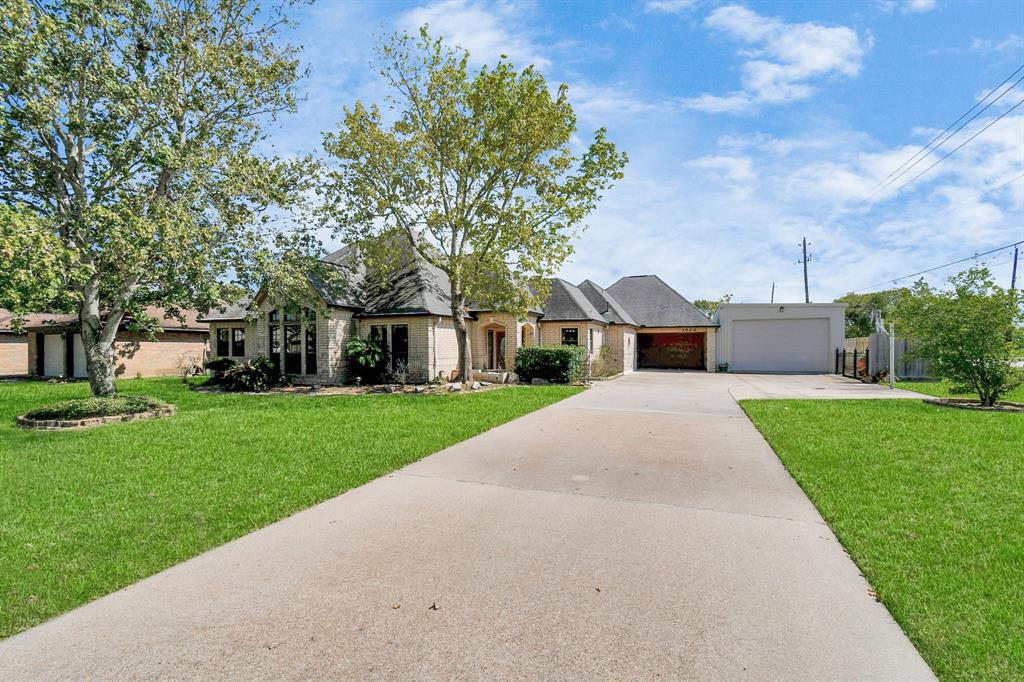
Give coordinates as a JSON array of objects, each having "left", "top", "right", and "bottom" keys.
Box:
[
  {"left": 541, "top": 279, "right": 608, "bottom": 323},
  {"left": 200, "top": 300, "right": 251, "bottom": 322},
  {"left": 321, "top": 244, "right": 456, "bottom": 317},
  {"left": 606, "top": 275, "right": 717, "bottom": 327},
  {"left": 577, "top": 280, "right": 638, "bottom": 326}
]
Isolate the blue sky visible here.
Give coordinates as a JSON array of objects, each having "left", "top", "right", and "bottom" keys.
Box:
[{"left": 270, "top": 0, "right": 1023, "bottom": 303}]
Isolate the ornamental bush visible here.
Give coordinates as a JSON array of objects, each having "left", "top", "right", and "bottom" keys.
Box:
[
  {"left": 204, "top": 357, "right": 237, "bottom": 382},
  {"left": 515, "top": 345, "right": 590, "bottom": 384},
  {"left": 219, "top": 356, "right": 288, "bottom": 392},
  {"left": 24, "top": 395, "right": 167, "bottom": 421}
]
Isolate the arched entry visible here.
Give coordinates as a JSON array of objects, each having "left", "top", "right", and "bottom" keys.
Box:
[{"left": 480, "top": 322, "right": 507, "bottom": 370}]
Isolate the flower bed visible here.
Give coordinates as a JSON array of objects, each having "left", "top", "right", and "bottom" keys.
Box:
[{"left": 17, "top": 395, "right": 175, "bottom": 430}]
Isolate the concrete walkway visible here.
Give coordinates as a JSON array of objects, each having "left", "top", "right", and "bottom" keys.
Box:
[{"left": 1, "top": 372, "right": 934, "bottom": 680}]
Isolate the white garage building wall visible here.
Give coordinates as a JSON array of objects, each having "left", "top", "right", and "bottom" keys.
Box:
[{"left": 715, "top": 304, "right": 846, "bottom": 373}]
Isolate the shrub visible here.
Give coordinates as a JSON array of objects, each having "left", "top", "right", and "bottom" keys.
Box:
[
  {"left": 24, "top": 395, "right": 167, "bottom": 421},
  {"left": 898, "top": 266, "right": 1024, "bottom": 406},
  {"left": 219, "top": 356, "right": 288, "bottom": 392},
  {"left": 590, "top": 344, "right": 619, "bottom": 378},
  {"left": 204, "top": 357, "right": 237, "bottom": 380},
  {"left": 515, "top": 345, "right": 590, "bottom": 384},
  {"left": 345, "top": 335, "right": 388, "bottom": 384}
]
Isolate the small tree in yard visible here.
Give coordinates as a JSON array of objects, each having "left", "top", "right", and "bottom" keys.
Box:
[
  {"left": 0, "top": 0, "right": 314, "bottom": 396},
  {"left": 320, "top": 28, "right": 627, "bottom": 381},
  {"left": 898, "top": 267, "right": 1024, "bottom": 406}
]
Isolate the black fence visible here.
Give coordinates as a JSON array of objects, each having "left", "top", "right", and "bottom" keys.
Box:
[{"left": 836, "top": 348, "right": 869, "bottom": 380}]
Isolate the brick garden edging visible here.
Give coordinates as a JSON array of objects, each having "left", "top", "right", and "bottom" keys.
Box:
[
  {"left": 16, "top": 405, "right": 176, "bottom": 430},
  {"left": 923, "top": 398, "right": 1024, "bottom": 413}
]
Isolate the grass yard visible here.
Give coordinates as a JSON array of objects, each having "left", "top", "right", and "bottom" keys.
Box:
[
  {"left": 0, "top": 377, "right": 582, "bottom": 638},
  {"left": 742, "top": 399, "right": 1023, "bottom": 682},
  {"left": 899, "top": 379, "right": 1024, "bottom": 403}
]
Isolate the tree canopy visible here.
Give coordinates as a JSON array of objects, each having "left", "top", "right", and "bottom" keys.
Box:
[
  {"left": 0, "top": 0, "right": 314, "bottom": 394},
  {"left": 834, "top": 288, "right": 909, "bottom": 337},
  {"left": 320, "top": 28, "right": 627, "bottom": 380},
  {"left": 897, "top": 267, "right": 1023, "bottom": 406}
]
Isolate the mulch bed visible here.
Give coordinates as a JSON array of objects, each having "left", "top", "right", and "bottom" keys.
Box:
[
  {"left": 923, "top": 398, "right": 1024, "bottom": 413},
  {"left": 193, "top": 382, "right": 512, "bottom": 397},
  {"left": 17, "top": 405, "right": 177, "bottom": 430}
]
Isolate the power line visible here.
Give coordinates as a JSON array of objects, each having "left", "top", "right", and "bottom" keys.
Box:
[
  {"left": 879, "top": 97, "right": 1024, "bottom": 199},
  {"left": 869, "top": 64, "right": 1024, "bottom": 197},
  {"left": 850, "top": 239, "right": 1024, "bottom": 292}
]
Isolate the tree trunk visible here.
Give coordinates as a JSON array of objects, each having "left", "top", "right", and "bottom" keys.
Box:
[
  {"left": 79, "top": 279, "right": 118, "bottom": 396},
  {"left": 82, "top": 329, "right": 117, "bottom": 396},
  {"left": 450, "top": 289, "right": 472, "bottom": 382}
]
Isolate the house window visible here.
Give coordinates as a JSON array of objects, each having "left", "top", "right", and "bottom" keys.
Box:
[
  {"left": 391, "top": 324, "right": 409, "bottom": 373},
  {"left": 305, "top": 324, "right": 318, "bottom": 375},
  {"left": 588, "top": 329, "right": 594, "bottom": 353},
  {"left": 561, "top": 327, "right": 579, "bottom": 346},
  {"left": 370, "top": 325, "right": 388, "bottom": 356},
  {"left": 231, "top": 328, "right": 245, "bottom": 357},
  {"left": 269, "top": 324, "right": 280, "bottom": 370},
  {"left": 284, "top": 324, "right": 302, "bottom": 374},
  {"left": 521, "top": 325, "right": 529, "bottom": 347},
  {"left": 216, "top": 328, "right": 229, "bottom": 356}
]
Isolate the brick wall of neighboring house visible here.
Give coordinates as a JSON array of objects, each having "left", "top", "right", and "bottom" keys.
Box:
[
  {"left": 111, "top": 331, "right": 208, "bottom": 378},
  {"left": 356, "top": 315, "right": 431, "bottom": 383},
  {"left": 603, "top": 325, "right": 638, "bottom": 374},
  {"left": 538, "top": 320, "right": 607, "bottom": 364},
  {"left": 0, "top": 334, "right": 28, "bottom": 376}
]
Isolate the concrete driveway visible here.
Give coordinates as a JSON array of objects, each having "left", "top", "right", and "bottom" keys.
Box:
[{"left": 1, "top": 372, "right": 934, "bottom": 680}]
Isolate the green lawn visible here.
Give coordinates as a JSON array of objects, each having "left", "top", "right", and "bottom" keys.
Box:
[
  {"left": 742, "top": 399, "right": 1023, "bottom": 682},
  {"left": 0, "top": 378, "right": 581, "bottom": 638},
  {"left": 898, "top": 379, "right": 1024, "bottom": 403}
]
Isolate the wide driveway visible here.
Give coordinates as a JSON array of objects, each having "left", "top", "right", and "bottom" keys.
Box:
[{"left": 1, "top": 372, "right": 934, "bottom": 680}]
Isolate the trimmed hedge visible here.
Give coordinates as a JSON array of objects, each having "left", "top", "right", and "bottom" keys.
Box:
[
  {"left": 515, "top": 344, "right": 590, "bottom": 384},
  {"left": 23, "top": 395, "right": 168, "bottom": 421}
]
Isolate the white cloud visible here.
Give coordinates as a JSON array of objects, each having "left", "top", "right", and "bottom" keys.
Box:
[
  {"left": 398, "top": 0, "right": 550, "bottom": 69},
  {"left": 877, "top": 0, "right": 937, "bottom": 14},
  {"left": 970, "top": 34, "right": 1024, "bottom": 54},
  {"left": 644, "top": 0, "right": 700, "bottom": 14},
  {"left": 683, "top": 5, "right": 870, "bottom": 113}
]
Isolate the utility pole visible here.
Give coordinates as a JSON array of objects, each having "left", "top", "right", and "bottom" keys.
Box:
[
  {"left": 1012, "top": 245, "right": 1019, "bottom": 290},
  {"left": 798, "top": 237, "right": 812, "bottom": 303},
  {"left": 770, "top": 281, "right": 775, "bottom": 303}
]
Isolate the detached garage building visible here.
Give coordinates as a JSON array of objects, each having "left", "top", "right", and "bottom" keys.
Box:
[{"left": 715, "top": 303, "right": 846, "bottom": 373}]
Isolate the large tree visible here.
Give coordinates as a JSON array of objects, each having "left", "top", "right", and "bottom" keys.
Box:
[
  {"left": 834, "top": 288, "right": 909, "bottom": 337},
  {"left": 898, "top": 267, "right": 1023, "bottom": 406},
  {"left": 320, "top": 28, "right": 627, "bottom": 381},
  {"left": 0, "top": 0, "right": 313, "bottom": 395}
]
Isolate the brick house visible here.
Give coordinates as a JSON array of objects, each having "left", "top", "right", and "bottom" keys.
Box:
[
  {"left": 24, "top": 308, "right": 209, "bottom": 379},
  {"left": 202, "top": 245, "right": 718, "bottom": 384}
]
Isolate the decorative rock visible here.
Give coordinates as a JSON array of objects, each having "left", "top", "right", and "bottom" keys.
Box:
[
  {"left": 531, "top": 378, "right": 550, "bottom": 386},
  {"left": 480, "top": 381, "right": 492, "bottom": 386},
  {"left": 385, "top": 384, "right": 400, "bottom": 393},
  {"left": 415, "top": 386, "right": 426, "bottom": 393},
  {"left": 471, "top": 381, "right": 482, "bottom": 390},
  {"left": 448, "top": 383, "right": 462, "bottom": 392}
]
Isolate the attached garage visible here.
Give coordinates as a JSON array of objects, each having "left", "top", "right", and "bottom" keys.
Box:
[
  {"left": 638, "top": 331, "right": 706, "bottom": 369},
  {"left": 716, "top": 304, "right": 845, "bottom": 374}
]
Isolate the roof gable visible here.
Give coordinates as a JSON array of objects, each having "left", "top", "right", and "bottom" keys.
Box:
[
  {"left": 577, "top": 280, "right": 638, "bottom": 326},
  {"left": 541, "top": 279, "right": 608, "bottom": 323}
]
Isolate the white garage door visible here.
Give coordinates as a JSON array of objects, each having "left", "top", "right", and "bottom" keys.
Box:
[
  {"left": 42, "top": 334, "right": 64, "bottom": 376},
  {"left": 732, "top": 318, "right": 831, "bottom": 373}
]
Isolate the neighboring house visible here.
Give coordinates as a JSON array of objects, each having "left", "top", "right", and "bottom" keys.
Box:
[
  {"left": 24, "top": 308, "right": 209, "bottom": 379},
  {"left": 0, "top": 311, "right": 50, "bottom": 377},
  {"left": 201, "top": 245, "right": 720, "bottom": 385}
]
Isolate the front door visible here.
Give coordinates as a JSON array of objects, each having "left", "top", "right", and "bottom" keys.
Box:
[{"left": 487, "top": 329, "right": 506, "bottom": 369}]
